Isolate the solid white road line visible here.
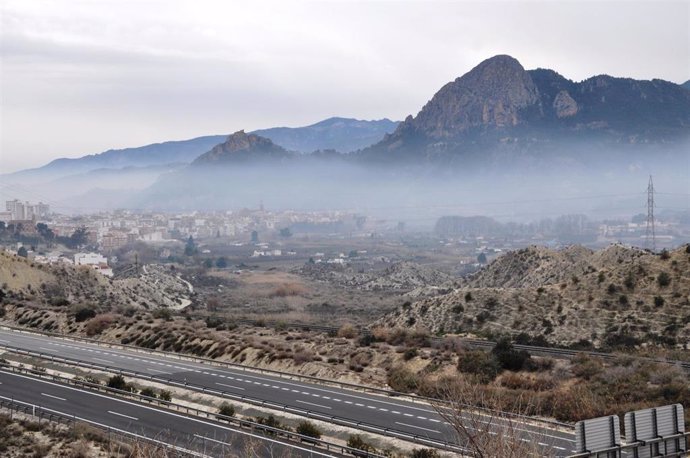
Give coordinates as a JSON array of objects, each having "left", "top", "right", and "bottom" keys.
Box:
[
  {"left": 40, "top": 393, "right": 66, "bottom": 401},
  {"left": 108, "top": 410, "right": 139, "bottom": 421},
  {"left": 395, "top": 422, "right": 441, "bottom": 434},
  {"left": 215, "top": 382, "right": 245, "bottom": 391},
  {"left": 295, "top": 399, "right": 332, "bottom": 410}
]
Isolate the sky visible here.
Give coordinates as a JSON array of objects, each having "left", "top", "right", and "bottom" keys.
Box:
[{"left": 1, "top": 0, "right": 688, "bottom": 173}]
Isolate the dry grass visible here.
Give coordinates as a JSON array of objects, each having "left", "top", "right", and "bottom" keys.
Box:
[{"left": 269, "top": 282, "right": 308, "bottom": 298}]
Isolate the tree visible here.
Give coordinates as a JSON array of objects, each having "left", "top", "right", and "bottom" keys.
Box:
[
  {"left": 184, "top": 236, "right": 196, "bottom": 256},
  {"left": 215, "top": 257, "right": 228, "bottom": 268},
  {"left": 251, "top": 230, "right": 259, "bottom": 243},
  {"left": 70, "top": 226, "right": 89, "bottom": 248},
  {"left": 203, "top": 258, "right": 213, "bottom": 268},
  {"left": 279, "top": 227, "right": 292, "bottom": 238},
  {"left": 17, "top": 246, "right": 28, "bottom": 258},
  {"left": 657, "top": 272, "right": 671, "bottom": 287},
  {"left": 477, "top": 252, "right": 488, "bottom": 264},
  {"left": 432, "top": 380, "right": 546, "bottom": 457}
]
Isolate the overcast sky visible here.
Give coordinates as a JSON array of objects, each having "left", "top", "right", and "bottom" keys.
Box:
[{"left": 1, "top": 0, "right": 688, "bottom": 173}]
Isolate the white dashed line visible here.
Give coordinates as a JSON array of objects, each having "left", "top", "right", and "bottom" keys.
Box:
[
  {"left": 215, "top": 382, "right": 245, "bottom": 391},
  {"left": 108, "top": 410, "right": 138, "bottom": 421},
  {"left": 41, "top": 393, "right": 66, "bottom": 401},
  {"left": 296, "top": 400, "right": 331, "bottom": 410},
  {"left": 395, "top": 422, "right": 440, "bottom": 434}
]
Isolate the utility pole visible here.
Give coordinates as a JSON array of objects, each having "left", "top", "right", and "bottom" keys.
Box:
[{"left": 645, "top": 175, "right": 656, "bottom": 252}]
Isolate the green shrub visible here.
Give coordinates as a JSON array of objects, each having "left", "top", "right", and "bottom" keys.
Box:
[
  {"left": 296, "top": 421, "right": 321, "bottom": 439},
  {"left": 217, "top": 402, "right": 235, "bottom": 418},
  {"left": 411, "top": 449, "right": 441, "bottom": 458},
  {"left": 457, "top": 350, "right": 500, "bottom": 382},
  {"left": 74, "top": 306, "right": 96, "bottom": 323},
  {"left": 654, "top": 296, "right": 665, "bottom": 307},
  {"left": 347, "top": 434, "right": 377, "bottom": 453},
  {"left": 491, "top": 338, "right": 530, "bottom": 371},
  {"left": 657, "top": 272, "right": 671, "bottom": 287},
  {"left": 159, "top": 390, "right": 172, "bottom": 402},
  {"left": 139, "top": 387, "right": 157, "bottom": 399}
]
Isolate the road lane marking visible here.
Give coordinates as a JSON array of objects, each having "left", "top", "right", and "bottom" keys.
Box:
[
  {"left": 41, "top": 393, "right": 66, "bottom": 401},
  {"left": 108, "top": 410, "right": 138, "bottom": 421},
  {"left": 38, "top": 347, "right": 56, "bottom": 352},
  {"left": 215, "top": 382, "right": 245, "bottom": 391},
  {"left": 149, "top": 369, "right": 170, "bottom": 374},
  {"left": 296, "top": 400, "right": 332, "bottom": 410},
  {"left": 92, "top": 358, "right": 114, "bottom": 364},
  {"left": 395, "top": 422, "right": 441, "bottom": 434}
]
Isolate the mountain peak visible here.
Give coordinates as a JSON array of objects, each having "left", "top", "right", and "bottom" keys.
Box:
[
  {"left": 398, "top": 54, "right": 540, "bottom": 138},
  {"left": 192, "top": 131, "right": 290, "bottom": 165}
]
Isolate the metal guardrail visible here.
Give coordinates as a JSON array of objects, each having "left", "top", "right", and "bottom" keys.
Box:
[
  {"left": 0, "top": 344, "right": 467, "bottom": 454},
  {"left": 0, "top": 362, "right": 385, "bottom": 458},
  {"left": 0, "top": 396, "right": 203, "bottom": 457},
  {"left": 567, "top": 432, "right": 689, "bottom": 458},
  {"left": 0, "top": 323, "right": 572, "bottom": 429}
]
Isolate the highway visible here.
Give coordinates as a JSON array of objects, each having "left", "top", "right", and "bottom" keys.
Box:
[
  {"left": 0, "top": 327, "right": 576, "bottom": 455},
  {"left": 0, "top": 369, "right": 335, "bottom": 457}
]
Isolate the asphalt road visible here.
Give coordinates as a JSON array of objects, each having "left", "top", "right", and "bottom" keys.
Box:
[
  {"left": 0, "top": 327, "right": 576, "bottom": 455},
  {"left": 0, "top": 369, "right": 336, "bottom": 457}
]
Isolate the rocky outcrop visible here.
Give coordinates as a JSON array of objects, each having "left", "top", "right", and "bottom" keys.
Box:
[
  {"left": 553, "top": 90, "right": 578, "bottom": 118},
  {"left": 192, "top": 130, "right": 292, "bottom": 165}
]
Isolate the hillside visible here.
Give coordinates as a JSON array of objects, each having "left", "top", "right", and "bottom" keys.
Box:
[
  {"left": 380, "top": 244, "right": 690, "bottom": 348},
  {"left": 191, "top": 130, "right": 292, "bottom": 164},
  {"left": 0, "top": 251, "right": 191, "bottom": 331}
]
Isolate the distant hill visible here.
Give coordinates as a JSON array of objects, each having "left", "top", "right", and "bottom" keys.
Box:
[
  {"left": 360, "top": 55, "right": 690, "bottom": 164},
  {"left": 381, "top": 244, "right": 690, "bottom": 348},
  {"left": 682, "top": 80, "right": 690, "bottom": 91},
  {"left": 253, "top": 117, "right": 398, "bottom": 153}
]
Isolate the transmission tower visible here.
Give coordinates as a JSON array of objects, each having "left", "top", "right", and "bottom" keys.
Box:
[{"left": 645, "top": 175, "right": 656, "bottom": 251}]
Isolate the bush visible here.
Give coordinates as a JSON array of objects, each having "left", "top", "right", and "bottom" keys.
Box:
[
  {"left": 217, "top": 402, "right": 235, "bottom": 418},
  {"left": 347, "top": 434, "right": 377, "bottom": 454},
  {"left": 403, "top": 348, "right": 418, "bottom": 361},
  {"left": 654, "top": 296, "right": 665, "bottom": 307},
  {"left": 411, "top": 449, "right": 441, "bottom": 458},
  {"left": 657, "top": 272, "right": 671, "bottom": 287},
  {"left": 387, "top": 366, "right": 419, "bottom": 392},
  {"left": 296, "top": 420, "right": 321, "bottom": 439},
  {"left": 464, "top": 292, "right": 473, "bottom": 302},
  {"left": 491, "top": 338, "right": 531, "bottom": 371},
  {"left": 159, "top": 390, "right": 172, "bottom": 402},
  {"left": 85, "top": 314, "right": 115, "bottom": 336},
  {"left": 139, "top": 387, "right": 157, "bottom": 399},
  {"left": 337, "top": 323, "right": 357, "bottom": 339},
  {"left": 74, "top": 306, "right": 96, "bottom": 323},
  {"left": 457, "top": 350, "right": 500, "bottom": 382},
  {"left": 152, "top": 308, "right": 173, "bottom": 321},
  {"left": 660, "top": 249, "right": 670, "bottom": 260},
  {"left": 107, "top": 375, "right": 133, "bottom": 392}
]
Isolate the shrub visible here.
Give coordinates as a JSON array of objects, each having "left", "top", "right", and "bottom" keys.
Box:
[
  {"left": 296, "top": 421, "right": 322, "bottom": 439},
  {"left": 74, "top": 306, "right": 96, "bottom": 323},
  {"left": 347, "top": 434, "right": 377, "bottom": 453},
  {"left": 337, "top": 323, "right": 357, "bottom": 339},
  {"left": 464, "top": 292, "right": 473, "bottom": 302},
  {"left": 159, "top": 390, "right": 172, "bottom": 402},
  {"left": 607, "top": 284, "right": 618, "bottom": 294},
  {"left": 387, "top": 366, "right": 419, "bottom": 392},
  {"left": 660, "top": 249, "right": 670, "bottom": 260},
  {"left": 411, "top": 449, "right": 440, "bottom": 458},
  {"left": 491, "top": 339, "right": 530, "bottom": 371},
  {"left": 217, "top": 402, "right": 235, "bottom": 418},
  {"left": 270, "top": 283, "right": 307, "bottom": 297},
  {"left": 572, "top": 354, "right": 603, "bottom": 380},
  {"left": 152, "top": 308, "right": 173, "bottom": 321},
  {"left": 657, "top": 272, "right": 671, "bottom": 287},
  {"left": 139, "top": 387, "right": 157, "bottom": 399},
  {"left": 403, "top": 348, "right": 418, "bottom": 361},
  {"left": 107, "top": 375, "right": 133, "bottom": 392},
  {"left": 457, "top": 350, "right": 500, "bottom": 382},
  {"left": 654, "top": 296, "right": 665, "bottom": 307},
  {"left": 85, "top": 314, "right": 115, "bottom": 336}
]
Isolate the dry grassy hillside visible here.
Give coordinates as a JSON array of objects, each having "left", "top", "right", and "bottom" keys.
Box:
[
  {"left": 0, "top": 251, "right": 191, "bottom": 314},
  {"left": 382, "top": 244, "right": 690, "bottom": 348}
]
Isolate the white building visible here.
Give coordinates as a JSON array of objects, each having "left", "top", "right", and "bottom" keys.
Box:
[{"left": 74, "top": 252, "right": 113, "bottom": 277}]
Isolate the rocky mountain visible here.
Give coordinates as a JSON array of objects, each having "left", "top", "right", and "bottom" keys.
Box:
[
  {"left": 192, "top": 130, "right": 292, "bottom": 165},
  {"left": 361, "top": 55, "right": 690, "bottom": 163},
  {"left": 380, "top": 244, "right": 690, "bottom": 348},
  {"left": 682, "top": 80, "right": 690, "bottom": 91}
]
